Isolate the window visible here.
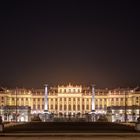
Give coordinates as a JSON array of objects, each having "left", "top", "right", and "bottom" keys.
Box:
[
  {"left": 51, "top": 105, "right": 53, "bottom": 110},
  {"left": 78, "top": 105, "right": 80, "bottom": 110},
  {"left": 73, "top": 105, "right": 76, "bottom": 110},
  {"left": 87, "top": 105, "right": 89, "bottom": 110},
  {"left": 68, "top": 105, "right": 71, "bottom": 110},
  {"left": 82, "top": 105, "right": 84, "bottom": 110},
  {"left": 95, "top": 105, "right": 98, "bottom": 109},
  {"left": 42, "top": 105, "right": 44, "bottom": 109},
  {"left": 60, "top": 105, "right": 62, "bottom": 110},
  {"left": 64, "top": 105, "right": 67, "bottom": 110},
  {"left": 55, "top": 105, "right": 57, "bottom": 110},
  {"left": 38, "top": 105, "right": 40, "bottom": 109},
  {"left": 33, "top": 105, "right": 36, "bottom": 110}
]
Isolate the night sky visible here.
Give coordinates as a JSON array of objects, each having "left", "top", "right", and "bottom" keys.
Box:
[{"left": 0, "top": 1, "right": 140, "bottom": 88}]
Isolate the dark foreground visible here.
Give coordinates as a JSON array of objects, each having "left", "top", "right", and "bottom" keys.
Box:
[
  {"left": 4, "top": 122, "right": 136, "bottom": 133},
  {"left": 0, "top": 133, "right": 140, "bottom": 140}
]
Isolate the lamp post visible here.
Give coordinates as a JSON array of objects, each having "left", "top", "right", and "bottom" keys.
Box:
[
  {"left": 139, "top": 96, "right": 140, "bottom": 118},
  {"left": 124, "top": 91, "right": 127, "bottom": 122},
  {"left": 15, "top": 88, "right": 18, "bottom": 123}
]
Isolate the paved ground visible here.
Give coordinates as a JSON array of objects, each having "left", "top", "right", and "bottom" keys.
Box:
[
  {"left": 0, "top": 135, "right": 140, "bottom": 140},
  {"left": 4, "top": 122, "right": 135, "bottom": 133},
  {"left": 1, "top": 122, "right": 139, "bottom": 140}
]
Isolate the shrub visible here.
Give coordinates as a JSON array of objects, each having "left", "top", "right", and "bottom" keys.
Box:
[
  {"left": 97, "top": 115, "right": 108, "bottom": 122},
  {"left": 137, "top": 117, "right": 140, "bottom": 123},
  {"left": 31, "top": 115, "right": 42, "bottom": 122}
]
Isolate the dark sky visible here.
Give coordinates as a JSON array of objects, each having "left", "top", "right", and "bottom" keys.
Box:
[{"left": 0, "top": 1, "right": 140, "bottom": 88}]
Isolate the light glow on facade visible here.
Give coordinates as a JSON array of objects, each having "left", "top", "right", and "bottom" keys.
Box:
[{"left": 0, "top": 85, "right": 140, "bottom": 122}]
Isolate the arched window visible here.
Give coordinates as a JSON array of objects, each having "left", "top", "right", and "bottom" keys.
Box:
[
  {"left": 64, "top": 104, "right": 67, "bottom": 110},
  {"left": 68, "top": 105, "right": 71, "bottom": 110},
  {"left": 60, "top": 105, "right": 62, "bottom": 110},
  {"left": 78, "top": 105, "right": 80, "bottom": 110},
  {"left": 73, "top": 105, "right": 76, "bottom": 110}
]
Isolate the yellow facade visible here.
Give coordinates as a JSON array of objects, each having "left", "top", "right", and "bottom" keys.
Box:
[{"left": 0, "top": 85, "right": 140, "bottom": 122}]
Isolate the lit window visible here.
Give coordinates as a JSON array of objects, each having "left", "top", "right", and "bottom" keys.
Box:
[
  {"left": 51, "top": 105, "right": 53, "bottom": 110},
  {"left": 78, "top": 105, "right": 80, "bottom": 110},
  {"left": 82, "top": 105, "right": 84, "bottom": 110},
  {"left": 73, "top": 105, "right": 76, "bottom": 110},
  {"left": 33, "top": 105, "right": 36, "bottom": 110},
  {"left": 38, "top": 105, "right": 40, "bottom": 109},
  {"left": 60, "top": 105, "right": 62, "bottom": 110},
  {"left": 87, "top": 105, "right": 89, "bottom": 110},
  {"left": 55, "top": 105, "right": 57, "bottom": 110},
  {"left": 42, "top": 105, "right": 44, "bottom": 109},
  {"left": 68, "top": 105, "right": 71, "bottom": 110}
]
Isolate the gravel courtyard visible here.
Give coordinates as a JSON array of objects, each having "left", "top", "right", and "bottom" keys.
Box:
[{"left": 0, "top": 135, "right": 140, "bottom": 140}]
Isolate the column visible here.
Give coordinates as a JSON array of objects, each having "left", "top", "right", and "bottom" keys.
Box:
[
  {"left": 85, "top": 98, "right": 87, "bottom": 113},
  {"left": 92, "top": 85, "right": 95, "bottom": 111},
  {"left": 53, "top": 98, "right": 55, "bottom": 113},
  {"left": 76, "top": 98, "right": 78, "bottom": 113},
  {"left": 71, "top": 98, "right": 73, "bottom": 115},
  {"left": 66, "top": 98, "right": 68, "bottom": 115},
  {"left": 58, "top": 98, "right": 60, "bottom": 115},
  {"left": 62, "top": 98, "right": 64, "bottom": 114},
  {"left": 44, "top": 84, "right": 48, "bottom": 112},
  {"left": 80, "top": 97, "right": 82, "bottom": 114}
]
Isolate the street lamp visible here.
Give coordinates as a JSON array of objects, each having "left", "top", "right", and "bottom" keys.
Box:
[
  {"left": 124, "top": 91, "right": 127, "bottom": 122},
  {"left": 15, "top": 88, "right": 18, "bottom": 123},
  {"left": 139, "top": 96, "right": 140, "bottom": 118}
]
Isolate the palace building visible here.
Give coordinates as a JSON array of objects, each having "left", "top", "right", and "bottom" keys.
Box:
[{"left": 0, "top": 84, "right": 140, "bottom": 122}]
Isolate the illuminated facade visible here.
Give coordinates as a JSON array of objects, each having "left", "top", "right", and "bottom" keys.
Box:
[{"left": 0, "top": 85, "right": 140, "bottom": 122}]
